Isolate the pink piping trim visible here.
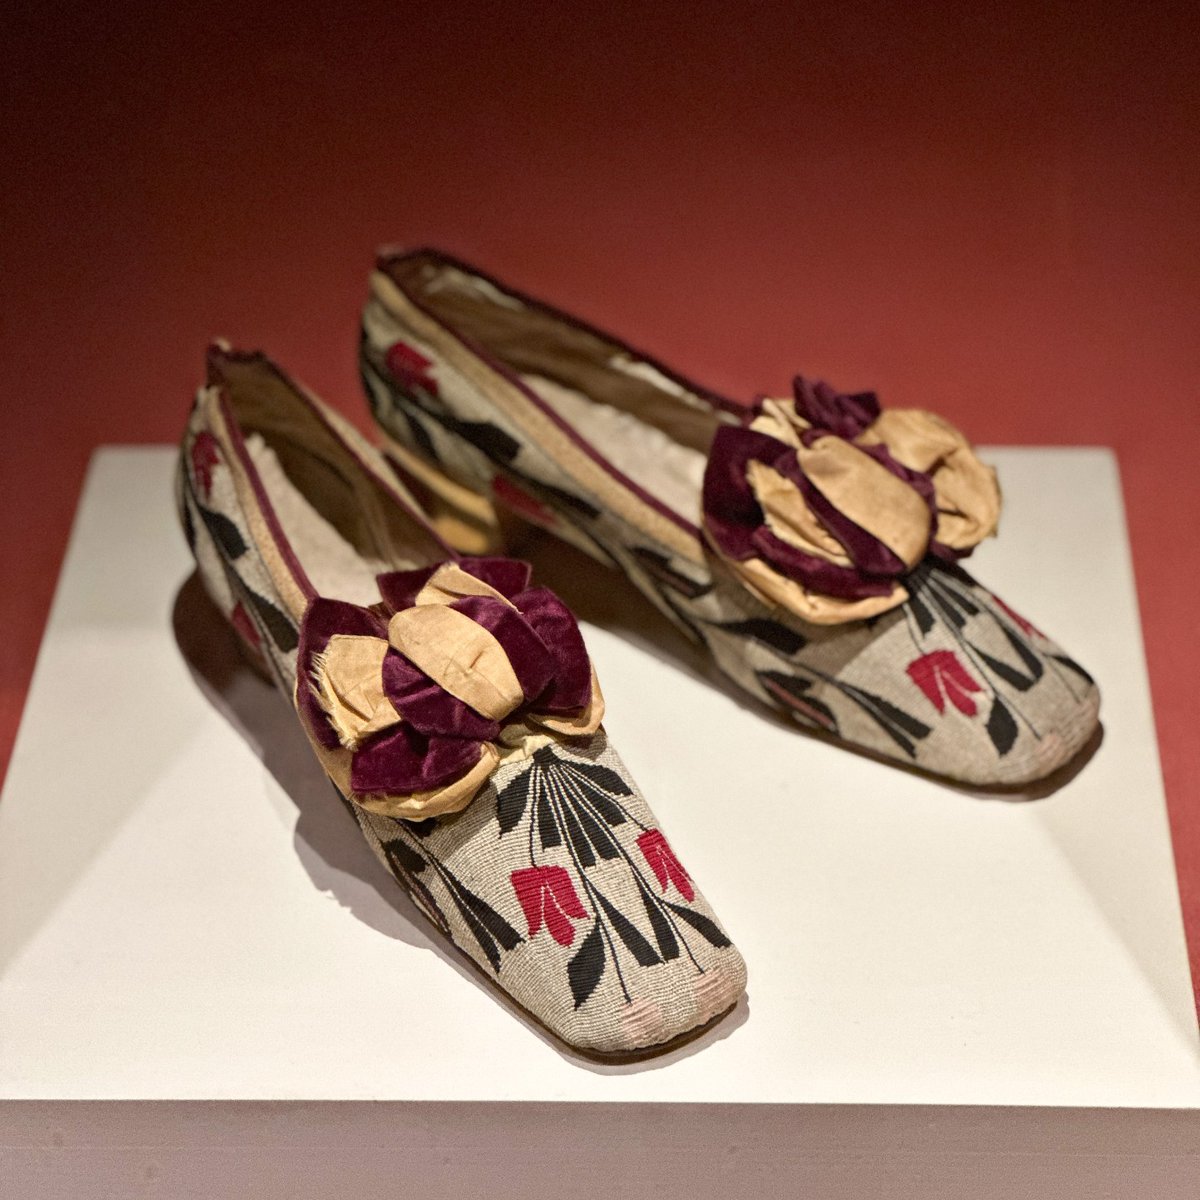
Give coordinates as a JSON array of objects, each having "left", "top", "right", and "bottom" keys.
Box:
[{"left": 216, "top": 387, "right": 318, "bottom": 602}]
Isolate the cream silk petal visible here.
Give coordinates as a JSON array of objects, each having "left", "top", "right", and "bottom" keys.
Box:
[
  {"left": 861, "top": 409, "right": 1000, "bottom": 549},
  {"left": 859, "top": 408, "right": 960, "bottom": 472},
  {"left": 929, "top": 453, "right": 1001, "bottom": 548},
  {"left": 746, "top": 459, "right": 851, "bottom": 564},
  {"left": 796, "top": 436, "right": 932, "bottom": 568},
  {"left": 387, "top": 605, "right": 525, "bottom": 721},
  {"left": 415, "top": 562, "right": 517, "bottom": 609},
  {"left": 748, "top": 397, "right": 807, "bottom": 446},
  {"left": 311, "top": 634, "right": 399, "bottom": 750}
]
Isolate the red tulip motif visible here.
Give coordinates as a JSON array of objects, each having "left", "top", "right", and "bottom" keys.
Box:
[
  {"left": 906, "top": 650, "right": 983, "bottom": 716},
  {"left": 511, "top": 865, "right": 589, "bottom": 947},
  {"left": 385, "top": 340, "right": 440, "bottom": 398},
  {"left": 191, "top": 431, "right": 220, "bottom": 499},
  {"left": 637, "top": 830, "right": 695, "bottom": 902}
]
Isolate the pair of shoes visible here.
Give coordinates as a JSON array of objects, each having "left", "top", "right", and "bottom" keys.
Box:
[{"left": 178, "top": 251, "right": 1101, "bottom": 1059}]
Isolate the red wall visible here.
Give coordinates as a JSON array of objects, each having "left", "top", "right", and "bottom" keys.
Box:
[{"left": 3, "top": 0, "right": 1198, "bottom": 989}]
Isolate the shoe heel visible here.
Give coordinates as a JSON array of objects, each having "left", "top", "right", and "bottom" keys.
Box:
[{"left": 380, "top": 436, "right": 507, "bottom": 555}]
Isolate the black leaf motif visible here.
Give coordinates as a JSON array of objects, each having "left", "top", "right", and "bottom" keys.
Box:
[
  {"left": 997, "top": 622, "right": 1045, "bottom": 682},
  {"left": 453, "top": 879, "right": 522, "bottom": 953},
  {"left": 443, "top": 875, "right": 522, "bottom": 972},
  {"left": 973, "top": 647, "right": 1038, "bottom": 692},
  {"left": 931, "top": 570, "right": 981, "bottom": 617},
  {"left": 441, "top": 413, "right": 521, "bottom": 463},
  {"left": 564, "top": 759, "right": 633, "bottom": 799},
  {"left": 986, "top": 697, "right": 1019, "bottom": 756},
  {"left": 840, "top": 682, "right": 932, "bottom": 758},
  {"left": 534, "top": 478, "right": 603, "bottom": 519},
  {"left": 759, "top": 672, "right": 839, "bottom": 734},
  {"left": 243, "top": 589, "right": 298, "bottom": 652},
  {"left": 596, "top": 894, "right": 660, "bottom": 967},
  {"left": 664, "top": 902, "right": 732, "bottom": 949},
  {"left": 405, "top": 817, "right": 439, "bottom": 839},
  {"left": 398, "top": 405, "right": 440, "bottom": 464},
  {"left": 201, "top": 507, "right": 247, "bottom": 559},
  {"left": 575, "top": 804, "right": 621, "bottom": 861},
  {"left": 382, "top": 837, "right": 426, "bottom": 876},
  {"left": 1049, "top": 653, "right": 1095, "bottom": 685},
  {"left": 714, "top": 618, "right": 807, "bottom": 655},
  {"left": 583, "top": 790, "right": 629, "bottom": 828},
  {"left": 907, "top": 591, "right": 935, "bottom": 637},
  {"left": 925, "top": 587, "right": 967, "bottom": 630},
  {"left": 630, "top": 547, "right": 712, "bottom": 598},
  {"left": 559, "top": 800, "right": 596, "bottom": 868},
  {"left": 180, "top": 496, "right": 196, "bottom": 552},
  {"left": 448, "top": 894, "right": 500, "bottom": 971},
  {"left": 568, "top": 922, "right": 606, "bottom": 1008},
  {"left": 357, "top": 352, "right": 385, "bottom": 418},
  {"left": 639, "top": 883, "right": 679, "bottom": 962},
  {"left": 536, "top": 784, "right": 562, "bottom": 849},
  {"left": 495, "top": 772, "right": 530, "bottom": 835}
]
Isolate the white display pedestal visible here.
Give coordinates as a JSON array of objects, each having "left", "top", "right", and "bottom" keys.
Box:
[{"left": 2, "top": 447, "right": 1198, "bottom": 1196}]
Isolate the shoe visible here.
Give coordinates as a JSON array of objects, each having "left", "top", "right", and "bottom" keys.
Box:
[
  {"left": 358, "top": 248, "right": 1100, "bottom": 787},
  {"left": 176, "top": 343, "right": 746, "bottom": 1059}
]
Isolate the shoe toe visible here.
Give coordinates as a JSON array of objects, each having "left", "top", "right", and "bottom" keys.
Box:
[
  {"left": 364, "top": 733, "right": 746, "bottom": 1058},
  {"left": 726, "top": 566, "right": 1100, "bottom": 787}
]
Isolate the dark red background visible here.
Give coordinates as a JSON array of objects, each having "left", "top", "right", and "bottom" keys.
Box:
[{"left": 3, "top": 2, "right": 1198, "bottom": 993}]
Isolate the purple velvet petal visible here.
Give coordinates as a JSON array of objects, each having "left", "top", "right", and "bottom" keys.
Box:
[
  {"left": 295, "top": 598, "right": 389, "bottom": 749},
  {"left": 350, "top": 723, "right": 485, "bottom": 793},
  {"left": 511, "top": 587, "right": 593, "bottom": 712},
  {"left": 747, "top": 526, "right": 897, "bottom": 599},
  {"left": 450, "top": 595, "right": 555, "bottom": 705},
  {"left": 375, "top": 564, "right": 444, "bottom": 611},
  {"left": 381, "top": 650, "right": 501, "bottom": 740},
  {"left": 791, "top": 377, "right": 880, "bottom": 438},
  {"left": 701, "top": 427, "right": 784, "bottom": 561}
]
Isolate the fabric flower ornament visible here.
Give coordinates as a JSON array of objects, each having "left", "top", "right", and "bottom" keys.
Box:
[
  {"left": 294, "top": 557, "right": 604, "bottom": 819},
  {"left": 701, "top": 377, "right": 1001, "bottom": 624}
]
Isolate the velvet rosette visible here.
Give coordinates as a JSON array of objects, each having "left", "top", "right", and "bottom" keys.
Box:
[
  {"left": 295, "top": 557, "right": 603, "bottom": 818},
  {"left": 701, "top": 378, "right": 1001, "bottom": 624}
]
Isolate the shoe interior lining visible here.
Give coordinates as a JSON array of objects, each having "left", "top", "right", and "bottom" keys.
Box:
[
  {"left": 384, "top": 254, "right": 733, "bottom": 518},
  {"left": 245, "top": 434, "right": 387, "bottom": 606},
  {"left": 521, "top": 374, "right": 707, "bottom": 523},
  {"left": 214, "top": 354, "right": 443, "bottom": 604}
]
